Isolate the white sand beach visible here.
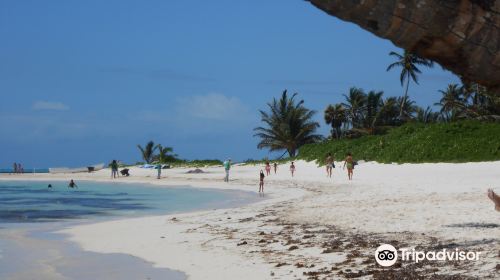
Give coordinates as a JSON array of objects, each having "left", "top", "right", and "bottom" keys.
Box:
[{"left": 2, "top": 160, "right": 499, "bottom": 279}]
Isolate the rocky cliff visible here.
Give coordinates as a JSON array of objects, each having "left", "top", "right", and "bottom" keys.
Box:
[{"left": 308, "top": 0, "right": 500, "bottom": 93}]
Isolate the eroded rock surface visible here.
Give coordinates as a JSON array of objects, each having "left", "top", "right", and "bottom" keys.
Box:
[{"left": 309, "top": 0, "right": 500, "bottom": 93}]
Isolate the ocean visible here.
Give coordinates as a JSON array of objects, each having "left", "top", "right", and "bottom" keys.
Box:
[
  {"left": 0, "top": 180, "right": 253, "bottom": 223},
  {"left": 0, "top": 180, "right": 257, "bottom": 280}
]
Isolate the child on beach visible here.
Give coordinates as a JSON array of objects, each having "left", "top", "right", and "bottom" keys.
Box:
[
  {"left": 265, "top": 161, "right": 271, "bottom": 176},
  {"left": 273, "top": 162, "right": 278, "bottom": 174},
  {"left": 290, "top": 162, "right": 296, "bottom": 177},
  {"left": 325, "top": 152, "right": 334, "bottom": 178},
  {"left": 343, "top": 153, "right": 354, "bottom": 180},
  {"left": 259, "top": 170, "right": 265, "bottom": 193}
]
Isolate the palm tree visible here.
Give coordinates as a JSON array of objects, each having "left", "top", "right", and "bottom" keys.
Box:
[
  {"left": 364, "top": 90, "right": 384, "bottom": 131},
  {"left": 155, "top": 145, "right": 177, "bottom": 163},
  {"left": 378, "top": 97, "right": 400, "bottom": 126},
  {"left": 342, "top": 87, "right": 366, "bottom": 128},
  {"left": 137, "top": 141, "right": 157, "bottom": 164},
  {"left": 386, "top": 50, "right": 434, "bottom": 117},
  {"left": 324, "top": 103, "right": 347, "bottom": 139},
  {"left": 435, "top": 84, "right": 465, "bottom": 121},
  {"left": 254, "top": 90, "right": 322, "bottom": 157},
  {"left": 415, "top": 106, "right": 440, "bottom": 123},
  {"left": 397, "top": 96, "right": 418, "bottom": 120}
]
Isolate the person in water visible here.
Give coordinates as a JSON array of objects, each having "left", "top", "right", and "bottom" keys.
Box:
[
  {"left": 48, "top": 184, "right": 52, "bottom": 189},
  {"left": 273, "top": 162, "right": 278, "bottom": 174},
  {"left": 487, "top": 189, "right": 500, "bottom": 212},
  {"left": 110, "top": 160, "right": 119, "bottom": 179},
  {"left": 343, "top": 153, "right": 354, "bottom": 180},
  {"left": 325, "top": 152, "right": 334, "bottom": 178},
  {"left": 289, "top": 162, "right": 296, "bottom": 177},
  {"left": 259, "top": 170, "right": 265, "bottom": 193},
  {"left": 265, "top": 160, "right": 271, "bottom": 176},
  {"left": 68, "top": 180, "right": 77, "bottom": 189}
]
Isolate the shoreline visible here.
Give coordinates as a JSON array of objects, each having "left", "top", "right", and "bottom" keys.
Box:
[{"left": 2, "top": 160, "right": 500, "bottom": 279}]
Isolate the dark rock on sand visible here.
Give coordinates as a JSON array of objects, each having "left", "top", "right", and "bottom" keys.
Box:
[{"left": 186, "top": 169, "right": 205, "bottom": 174}]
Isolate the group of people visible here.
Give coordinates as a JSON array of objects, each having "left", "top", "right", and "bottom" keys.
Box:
[
  {"left": 12, "top": 162, "right": 24, "bottom": 174},
  {"left": 324, "top": 152, "right": 356, "bottom": 180},
  {"left": 110, "top": 160, "right": 131, "bottom": 179},
  {"left": 257, "top": 153, "right": 356, "bottom": 193},
  {"left": 46, "top": 179, "right": 78, "bottom": 189}
]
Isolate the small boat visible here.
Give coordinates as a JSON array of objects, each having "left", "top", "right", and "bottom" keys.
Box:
[{"left": 49, "top": 163, "right": 105, "bottom": 174}]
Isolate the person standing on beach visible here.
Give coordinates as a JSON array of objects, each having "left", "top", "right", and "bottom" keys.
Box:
[
  {"left": 13, "top": 162, "right": 17, "bottom": 174},
  {"left": 18, "top": 163, "right": 23, "bottom": 174},
  {"left": 290, "top": 161, "right": 296, "bottom": 177},
  {"left": 110, "top": 160, "right": 119, "bottom": 179},
  {"left": 343, "top": 153, "right": 354, "bottom": 180},
  {"left": 265, "top": 160, "right": 271, "bottom": 176},
  {"left": 223, "top": 159, "right": 231, "bottom": 182},
  {"left": 259, "top": 170, "right": 265, "bottom": 193},
  {"left": 273, "top": 162, "right": 278, "bottom": 174},
  {"left": 325, "top": 153, "right": 334, "bottom": 178},
  {"left": 156, "top": 163, "right": 162, "bottom": 179}
]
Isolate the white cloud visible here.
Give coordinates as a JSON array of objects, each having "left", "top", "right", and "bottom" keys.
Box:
[
  {"left": 33, "top": 101, "right": 69, "bottom": 111},
  {"left": 176, "top": 93, "right": 249, "bottom": 121}
]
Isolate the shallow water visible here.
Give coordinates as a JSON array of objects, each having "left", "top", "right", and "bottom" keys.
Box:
[
  {"left": 0, "top": 180, "right": 254, "bottom": 223},
  {"left": 0, "top": 180, "right": 258, "bottom": 280}
]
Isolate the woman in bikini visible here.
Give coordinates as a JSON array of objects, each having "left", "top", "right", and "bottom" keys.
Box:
[
  {"left": 343, "top": 153, "right": 354, "bottom": 180},
  {"left": 325, "top": 152, "right": 334, "bottom": 178},
  {"left": 259, "top": 170, "right": 265, "bottom": 193},
  {"left": 290, "top": 162, "right": 296, "bottom": 177},
  {"left": 265, "top": 160, "right": 271, "bottom": 176}
]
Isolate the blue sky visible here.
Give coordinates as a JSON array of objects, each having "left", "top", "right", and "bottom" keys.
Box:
[{"left": 0, "top": 0, "right": 461, "bottom": 168}]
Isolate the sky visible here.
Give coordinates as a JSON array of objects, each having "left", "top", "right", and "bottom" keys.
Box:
[{"left": 0, "top": 0, "right": 461, "bottom": 168}]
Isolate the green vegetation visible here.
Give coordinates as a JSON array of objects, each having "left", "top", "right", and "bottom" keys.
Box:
[
  {"left": 254, "top": 90, "right": 322, "bottom": 157},
  {"left": 298, "top": 121, "right": 500, "bottom": 164},
  {"left": 168, "top": 159, "right": 223, "bottom": 168}
]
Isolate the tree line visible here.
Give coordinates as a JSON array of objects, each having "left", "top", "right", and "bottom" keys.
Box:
[{"left": 255, "top": 51, "right": 500, "bottom": 156}]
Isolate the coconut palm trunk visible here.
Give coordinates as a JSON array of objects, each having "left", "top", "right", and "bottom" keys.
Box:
[{"left": 400, "top": 73, "right": 411, "bottom": 118}]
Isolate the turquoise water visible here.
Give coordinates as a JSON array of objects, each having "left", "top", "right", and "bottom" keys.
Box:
[
  {"left": 0, "top": 180, "right": 255, "bottom": 223},
  {"left": 0, "top": 180, "right": 257, "bottom": 280},
  {"left": 0, "top": 168, "right": 49, "bottom": 173}
]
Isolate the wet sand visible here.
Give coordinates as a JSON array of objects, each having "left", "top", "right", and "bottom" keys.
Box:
[{"left": 0, "top": 223, "right": 185, "bottom": 280}]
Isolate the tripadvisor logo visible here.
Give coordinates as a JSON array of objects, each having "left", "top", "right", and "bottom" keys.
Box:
[{"left": 375, "top": 244, "right": 481, "bottom": 267}]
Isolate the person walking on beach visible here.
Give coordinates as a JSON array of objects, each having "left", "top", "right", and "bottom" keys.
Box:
[
  {"left": 487, "top": 189, "right": 500, "bottom": 212},
  {"left": 13, "top": 162, "right": 17, "bottom": 174},
  {"left": 68, "top": 179, "right": 78, "bottom": 189},
  {"left": 343, "top": 153, "right": 354, "bottom": 180},
  {"left": 325, "top": 153, "right": 334, "bottom": 178},
  {"left": 110, "top": 160, "right": 119, "bottom": 179},
  {"left": 290, "top": 161, "right": 296, "bottom": 177},
  {"left": 259, "top": 170, "right": 265, "bottom": 193},
  {"left": 273, "top": 162, "right": 278, "bottom": 174},
  {"left": 223, "top": 158, "right": 231, "bottom": 182},
  {"left": 18, "top": 163, "right": 23, "bottom": 174},
  {"left": 265, "top": 160, "right": 271, "bottom": 176},
  {"left": 156, "top": 163, "right": 162, "bottom": 179}
]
